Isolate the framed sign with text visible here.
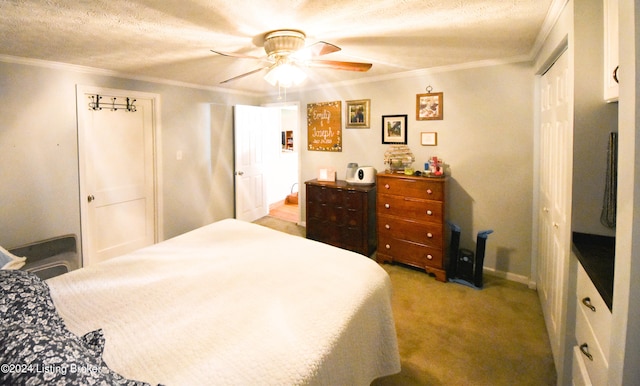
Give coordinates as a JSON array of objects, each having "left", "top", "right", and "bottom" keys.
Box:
[{"left": 307, "top": 101, "right": 342, "bottom": 152}]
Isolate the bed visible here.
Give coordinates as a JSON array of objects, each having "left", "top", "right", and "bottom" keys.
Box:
[{"left": 1, "top": 219, "right": 400, "bottom": 385}]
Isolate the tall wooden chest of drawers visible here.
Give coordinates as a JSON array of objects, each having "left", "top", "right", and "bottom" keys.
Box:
[
  {"left": 305, "top": 179, "right": 376, "bottom": 256},
  {"left": 376, "top": 173, "right": 448, "bottom": 281}
]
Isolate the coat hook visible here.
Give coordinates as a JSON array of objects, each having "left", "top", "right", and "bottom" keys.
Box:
[
  {"left": 87, "top": 94, "right": 138, "bottom": 112},
  {"left": 126, "top": 97, "right": 137, "bottom": 112},
  {"left": 89, "top": 94, "right": 103, "bottom": 111}
]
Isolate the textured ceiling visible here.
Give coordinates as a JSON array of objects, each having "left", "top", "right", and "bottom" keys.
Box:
[{"left": 0, "top": 0, "right": 554, "bottom": 94}]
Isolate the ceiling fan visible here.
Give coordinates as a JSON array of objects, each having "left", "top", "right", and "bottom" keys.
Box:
[{"left": 211, "top": 29, "right": 372, "bottom": 87}]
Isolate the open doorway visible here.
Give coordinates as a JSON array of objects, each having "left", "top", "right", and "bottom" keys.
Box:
[{"left": 265, "top": 103, "right": 300, "bottom": 224}]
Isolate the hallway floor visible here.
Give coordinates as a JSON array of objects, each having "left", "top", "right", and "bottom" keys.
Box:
[{"left": 269, "top": 200, "right": 299, "bottom": 223}]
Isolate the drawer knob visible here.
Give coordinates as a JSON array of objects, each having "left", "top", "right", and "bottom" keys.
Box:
[
  {"left": 427, "top": 232, "right": 433, "bottom": 238},
  {"left": 426, "top": 210, "right": 433, "bottom": 215},
  {"left": 426, "top": 254, "right": 433, "bottom": 260},
  {"left": 579, "top": 343, "right": 593, "bottom": 361},
  {"left": 384, "top": 184, "right": 390, "bottom": 189},
  {"left": 581, "top": 297, "right": 596, "bottom": 312},
  {"left": 385, "top": 203, "right": 390, "bottom": 209},
  {"left": 427, "top": 189, "right": 433, "bottom": 194},
  {"left": 385, "top": 244, "right": 391, "bottom": 249},
  {"left": 385, "top": 224, "right": 391, "bottom": 229}
]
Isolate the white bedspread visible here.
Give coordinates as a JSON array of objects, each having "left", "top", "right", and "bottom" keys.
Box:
[{"left": 47, "top": 219, "right": 400, "bottom": 385}]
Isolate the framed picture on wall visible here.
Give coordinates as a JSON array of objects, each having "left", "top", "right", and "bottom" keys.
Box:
[
  {"left": 382, "top": 115, "right": 408, "bottom": 144},
  {"left": 345, "top": 99, "right": 370, "bottom": 128},
  {"left": 416, "top": 92, "right": 443, "bottom": 120},
  {"left": 307, "top": 101, "right": 342, "bottom": 151},
  {"left": 421, "top": 132, "right": 438, "bottom": 146}
]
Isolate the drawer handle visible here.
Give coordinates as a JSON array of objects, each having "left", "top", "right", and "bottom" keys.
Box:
[
  {"left": 581, "top": 297, "right": 596, "bottom": 312},
  {"left": 579, "top": 343, "right": 593, "bottom": 361},
  {"left": 385, "top": 224, "right": 391, "bottom": 229},
  {"left": 385, "top": 244, "right": 391, "bottom": 249},
  {"left": 426, "top": 210, "right": 433, "bottom": 216},
  {"left": 427, "top": 189, "right": 433, "bottom": 194},
  {"left": 384, "top": 184, "right": 390, "bottom": 189},
  {"left": 426, "top": 254, "right": 433, "bottom": 260},
  {"left": 385, "top": 203, "right": 390, "bottom": 209},
  {"left": 426, "top": 232, "right": 433, "bottom": 238}
]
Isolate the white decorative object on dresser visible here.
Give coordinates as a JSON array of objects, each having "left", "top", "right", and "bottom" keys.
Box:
[{"left": 573, "top": 262, "right": 612, "bottom": 385}]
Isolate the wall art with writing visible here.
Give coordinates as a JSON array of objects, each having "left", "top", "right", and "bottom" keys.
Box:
[{"left": 307, "top": 101, "right": 342, "bottom": 152}]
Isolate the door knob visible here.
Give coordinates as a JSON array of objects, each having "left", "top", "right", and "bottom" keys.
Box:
[
  {"left": 235, "top": 171, "right": 244, "bottom": 176},
  {"left": 87, "top": 195, "right": 95, "bottom": 202}
]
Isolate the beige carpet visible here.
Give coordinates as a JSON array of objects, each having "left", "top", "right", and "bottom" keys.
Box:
[{"left": 254, "top": 216, "right": 557, "bottom": 385}]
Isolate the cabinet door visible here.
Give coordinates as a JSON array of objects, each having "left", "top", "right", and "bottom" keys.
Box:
[
  {"left": 604, "top": 0, "right": 619, "bottom": 102},
  {"left": 537, "top": 49, "right": 573, "bottom": 382}
]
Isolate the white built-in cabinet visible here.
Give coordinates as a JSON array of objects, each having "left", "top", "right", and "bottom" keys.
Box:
[
  {"left": 572, "top": 261, "right": 612, "bottom": 385},
  {"left": 604, "top": 0, "right": 619, "bottom": 102}
]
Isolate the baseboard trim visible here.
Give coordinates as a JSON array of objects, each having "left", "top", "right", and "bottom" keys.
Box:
[{"left": 483, "top": 267, "right": 532, "bottom": 287}]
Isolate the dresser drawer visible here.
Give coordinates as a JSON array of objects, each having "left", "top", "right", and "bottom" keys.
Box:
[
  {"left": 318, "top": 206, "right": 363, "bottom": 226},
  {"left": 576, "top": 263, "right": 611, "bottom": 358},
  {"left": 575, "top": 303, "right": 608, "bottom": 386},
  {"left": 378, "top": 194, "right": 443, "bottom": 223},
  {"left": 378, "top": 216, "right": 443, "bottom": 248},
  {"left": 378, "top": 235, "right": 443, "bottom": 268},
  {"left": 378, "top": 176, "right": 444, "bottom": 201}
]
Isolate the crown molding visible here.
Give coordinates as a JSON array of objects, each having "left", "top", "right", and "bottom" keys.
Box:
[
  {"left": 0, "top": 54, "right": 262, "bottom": 98},
  {"left": 294, "top": 54, "right": 533, "bottom": 94},
  {"left": 528, "top": 0, "right": 569, "bottom": 60}
]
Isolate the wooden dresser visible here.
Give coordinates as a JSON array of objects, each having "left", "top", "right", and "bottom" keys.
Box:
[
  {"left": 305, "top": 179, "right": 376, "bottom": 256},
  {"left": 376, "top": 173, "right": 448, "bottom": 281}
]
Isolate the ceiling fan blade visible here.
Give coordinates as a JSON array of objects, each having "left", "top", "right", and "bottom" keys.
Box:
[
  {"left": 220, "top": 67, "right": 267, "bottom": 84},
  {"left": 292, "top": 41, "right": 341, "bottom": 60},
  {"left": 211, "top": 49, "right": 263, "bottom": 60},
  {"left": 306, "top": 60, "right": 372, "bottom": 72}
]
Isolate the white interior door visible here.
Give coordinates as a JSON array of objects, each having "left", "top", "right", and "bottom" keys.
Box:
[
  {"left": 234, "top": 105, "right": 279, "bottom": 222},
  {"left": 77, "top": 87, "right": 157, "bottom": 267},
  {"left": 537, "top": 50, "right": 573, "bottom": 377}
]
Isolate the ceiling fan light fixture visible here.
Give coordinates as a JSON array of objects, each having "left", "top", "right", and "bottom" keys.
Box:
[
  {"left": 214, "top": 29, "right": 371, "bottom": 86},
  {"left": 264, "top": 62, "right": 307, "bottom": 88}
]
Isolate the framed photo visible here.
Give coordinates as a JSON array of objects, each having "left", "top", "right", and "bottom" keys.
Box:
[
  {"left": 416, "top": 92, "right": 443, "bottom": 120},
  {"left": 307, "top": 101, "right": 342, "bottom": 152},
  {"left": 382, "top": 115, "right": 408, "bottom": 144},
  {"left": 421, "top": 132, "right": 438, "bottom": 146},
  {"left": 345, "top": 99, "right": 370, "bottom": 128}
]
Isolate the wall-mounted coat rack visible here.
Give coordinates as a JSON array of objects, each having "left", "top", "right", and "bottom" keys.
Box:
[{"left": 88, "top": 94, "right": 137, "bottom": 112}]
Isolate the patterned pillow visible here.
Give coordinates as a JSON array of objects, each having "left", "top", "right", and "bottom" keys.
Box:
[
  {"left": 0, "top": 270, "right": 155, "bottom": 385},
  {"left": 0, "top": 270, "right": 65, "bottom": 330},
  {"left": 0, "top": 323, "right": 152, "bottom": 386},
  {"left": 80, "top": 329, "right": 107, "bottom": 358}
]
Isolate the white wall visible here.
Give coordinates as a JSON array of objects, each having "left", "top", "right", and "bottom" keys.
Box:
[
  {"left": 0, "top": 60, "right": 258, "bottom": 254},
  {"left": 287, "top": 62, "right": 535, "bottom": 281},
  {"left": 1, "top": 42, "right": 612, "bottom": 283},
  {"left": 267, "top": 107, "right": 299, "bottom": 206}
]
